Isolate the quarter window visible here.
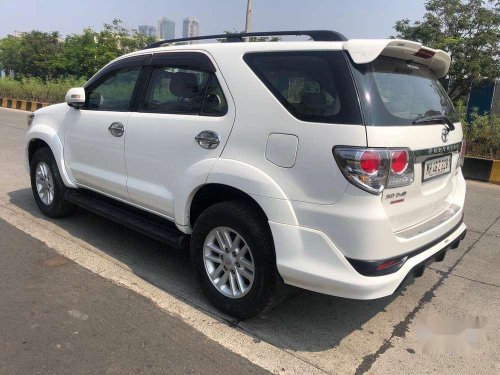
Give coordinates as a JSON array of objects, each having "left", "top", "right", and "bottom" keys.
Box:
[
  {"left": 142, "top": 66, "right": 228, "bottom": 116},
  {"left": 85, "top": 67, "right": 142, "bottom": 111},
  {"left": 244, "top": 51, "right": 362, "bottom": 124}
]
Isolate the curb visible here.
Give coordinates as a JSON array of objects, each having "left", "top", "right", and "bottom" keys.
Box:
[
  {"left": 0, "top": 97, "right": 48, "bottom": 111},
  {"left": 463, "top": 156, "right": 500, "bottom": 184}
]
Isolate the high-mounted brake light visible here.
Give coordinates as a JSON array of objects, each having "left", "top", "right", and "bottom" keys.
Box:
[
  {"left": 334, "top": 147, "right": 415, "bottom": 194},
  {"left": 414, "top": 48, "right": 435, "bottom": 59}
]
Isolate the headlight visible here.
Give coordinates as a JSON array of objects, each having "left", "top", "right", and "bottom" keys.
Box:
[{"left": 27, "top": 113, "right": 35, "bottom": 128}]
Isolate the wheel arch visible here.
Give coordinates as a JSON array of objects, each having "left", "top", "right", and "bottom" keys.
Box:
[
  {"left": 175, "top": 159, "right": 298, "bottom": 233},
  {"left": 188, "top": 183, "right": 268, "bottom": 229},
  {"left": 26, "top": 125, "right": 77, "bottom": 188}
]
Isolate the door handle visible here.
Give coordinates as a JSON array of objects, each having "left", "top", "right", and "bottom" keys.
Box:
[
  {"left": 195, "top": 130, "right": 220, "bottom": 149},
  {"left": 108, "top": 122, "right": 124, "bottom": 137}
]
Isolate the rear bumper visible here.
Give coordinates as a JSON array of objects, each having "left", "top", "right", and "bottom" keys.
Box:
[
  {"left": 270, "top": 219, "right": 467, "bottom": 299},
  {"left": 346, "top": 216, "right": 464, "bottom": 276}
]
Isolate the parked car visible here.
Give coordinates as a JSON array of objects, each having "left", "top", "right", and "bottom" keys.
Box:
[{"left": 25, "top": 30, "right": 467, "bottom": 319}]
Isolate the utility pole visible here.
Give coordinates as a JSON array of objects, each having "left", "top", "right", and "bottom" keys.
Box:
[{"left": 245, "top": 0, "right": 252, "bottom": 41}]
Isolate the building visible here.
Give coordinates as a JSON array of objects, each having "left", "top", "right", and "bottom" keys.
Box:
[
  {"left": 138, "top": 25, "right": 156, "bottom": 38},
  {"left": 157, "top": 17, "right": 175, "bottom": 40},
  {"left": 183, "top": 17, "right": 199, "bottom": 43},
  {"left": 467, "top": 79, "right": 500, "bottom": 118}
]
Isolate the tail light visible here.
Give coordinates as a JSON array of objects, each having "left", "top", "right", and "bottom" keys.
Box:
[
  {"left": 458, "top": 139, "right": 466, "bottom": 167},
  {"left": 333, "top": 147, "right": 415, "bottom": 195}
]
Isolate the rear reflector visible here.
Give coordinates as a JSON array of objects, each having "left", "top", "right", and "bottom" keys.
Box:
[
  {"left": 414, "top": 48, "right": 435, "bottom": 59},
  {"left": 376, "top": 259, "right": 400, "bottom": 271}
]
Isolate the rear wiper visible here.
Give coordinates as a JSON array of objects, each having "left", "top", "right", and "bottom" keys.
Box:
[{"left": 412, "top": 114, "right": 455, "bottom": 131}]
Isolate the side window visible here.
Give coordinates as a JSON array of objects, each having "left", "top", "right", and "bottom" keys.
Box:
[
  {"left": 244, "top": 51, "right": 362, "bottom": 125},
  {"left": 142, "top": 66, "right": 228, "bottom": 116},
  {"left": 85, "top": 66, "right": 142, "bottom": 111},
  {"left": 200, "top": 75, "right": 228, "bottom": 116}
]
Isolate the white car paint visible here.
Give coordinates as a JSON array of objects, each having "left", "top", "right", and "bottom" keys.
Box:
[
  {"left": 125, "top": 67, "right": 236, "bottom": 218},
  {"left": 343, "top": 39, "right": 451, "bottom": 77},
  {"left": 26, "top": 37, "right": 466, "bottom": 300},
  {"left": 65, "top": 109, "right": 132, "bottom": 200}
]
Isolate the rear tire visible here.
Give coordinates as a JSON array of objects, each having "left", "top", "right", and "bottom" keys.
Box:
[
  {"left": 191, "top": 200, "right": 284, "bottom": 319},
  {"left": 30, "top": 147, "right": 76, "bottom": 218}
]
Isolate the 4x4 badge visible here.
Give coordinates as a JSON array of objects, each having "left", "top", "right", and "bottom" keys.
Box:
[{"left": 441, "top": 127, "right": 449, "bottom": 143}]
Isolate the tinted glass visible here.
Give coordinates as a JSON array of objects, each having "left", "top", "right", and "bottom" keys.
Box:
[
  {"left": 142, "top": 67, "right": 227, "bottom": 116},
  {"left": 351, "top": 56, "right": 459, "bottom": 125},
  {"left": 85, "top": 67, "right": 142, "bottom": 111},
  {"left": 200, "top": 75, "right": 228, "bottom": 116},
  {"left": 244, "top": 51, "right": 362, "bottom": 124}
]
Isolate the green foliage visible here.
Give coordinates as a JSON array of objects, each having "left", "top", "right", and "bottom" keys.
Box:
[
  {"left": 0, "top": 77, "right": 85, "bottom": 103},
  {"left": 393, "top": 0, "right": 500, "bottom": 102},
  {"left": 456, "top": 100, "right": 499, "bottom": 158},
  {"left": 0, "top": 19, "right": 156, "bottom": 81},
  {"left": 0, "top": 31, "right": 63, "bottom": 80}
]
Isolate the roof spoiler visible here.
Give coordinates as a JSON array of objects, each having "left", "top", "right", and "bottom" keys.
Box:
[{"left": 343, "top": 39, "right": 451, "bottom": 78}]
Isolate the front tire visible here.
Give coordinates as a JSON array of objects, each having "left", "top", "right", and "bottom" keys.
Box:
[
  {"left": 191, "top": 200, "right": 284, "bottom": 319},
  {"left": 30, "top": 147, "right": 76, "bottom": 218}
]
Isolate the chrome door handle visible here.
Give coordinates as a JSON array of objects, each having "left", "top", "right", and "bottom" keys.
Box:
[
  {"left": 195, "top": 130, "right": 220, "bottom": 149},
  {"left": 108, "top": 122, "right": 124, "bottom": 137}
]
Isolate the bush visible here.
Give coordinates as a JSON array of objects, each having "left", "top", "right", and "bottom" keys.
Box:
[
  {"left": 456, "top": 101, "right": 499, "bottom": 159},
  {"left": 0, "top": 77, "right": 85, "bottom": 103}
]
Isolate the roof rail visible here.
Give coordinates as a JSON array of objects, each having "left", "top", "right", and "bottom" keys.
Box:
[{"left": 144, "top": 30, "right": 347, "bottom": 49}]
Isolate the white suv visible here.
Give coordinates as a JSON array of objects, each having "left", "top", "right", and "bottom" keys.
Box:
[{"left": 26, "top": 31, "right": 467, "bottom": 319}]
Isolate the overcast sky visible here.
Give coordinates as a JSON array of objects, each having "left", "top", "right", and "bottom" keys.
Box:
[{"left": 0, "top": 0, "right": 427, "bottom": 39}]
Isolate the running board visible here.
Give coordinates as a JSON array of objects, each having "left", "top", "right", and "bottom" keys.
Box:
[{"left": 64, "top": 190, "right": 189, "bottom": 249}]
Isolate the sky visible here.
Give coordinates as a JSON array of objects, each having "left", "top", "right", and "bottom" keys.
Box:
[{"left": 0, "top": 0, "right": 427, "bottom": 39}]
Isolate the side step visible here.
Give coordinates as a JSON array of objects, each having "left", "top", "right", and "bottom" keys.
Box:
[{"left": 65, "top": 190, "right": 189, "bottom": 249}]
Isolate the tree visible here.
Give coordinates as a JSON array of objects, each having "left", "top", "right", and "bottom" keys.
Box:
[
  {"left": 53, "top": 19, "right": 156, "bottom": 79},
  {"left": 0, "top": 31, "right": 63, "bottom": 80},
  {"left": 393, "top": 0, "right": 500, "bottom": 102},
  {"left": 0, "top": 19, "right": 156, "bottom": 80}
]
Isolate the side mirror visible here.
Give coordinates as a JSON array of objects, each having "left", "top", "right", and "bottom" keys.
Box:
[{"left": 65, "top": 87, "right": 85, "bottom": 108}]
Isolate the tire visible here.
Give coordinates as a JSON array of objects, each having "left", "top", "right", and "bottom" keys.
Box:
[
  {"left": 191, "top": 200, "right": 284, "bottom": 319},
  {"left": 30, "top": 147, "right": 76, "bottom": 218}
]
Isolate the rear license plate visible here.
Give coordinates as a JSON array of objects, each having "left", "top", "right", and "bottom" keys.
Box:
[{"left": 423, "top": 154, "right": 452, "bottom": 181}]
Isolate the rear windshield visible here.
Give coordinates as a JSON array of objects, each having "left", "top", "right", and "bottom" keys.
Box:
[
  {"left": 350, "top": 56, "right": 459, "bottom": 126},
  {"left": 244, "top": 51, "right": 362, "bottom": 125}
]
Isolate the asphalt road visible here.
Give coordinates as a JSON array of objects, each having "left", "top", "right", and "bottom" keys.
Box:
[
  {"left": 0, "top": 107, "right": 499, "bottom": 374},
  {"left": 0, "top": 217, "right": 266, "bottom": 375}
]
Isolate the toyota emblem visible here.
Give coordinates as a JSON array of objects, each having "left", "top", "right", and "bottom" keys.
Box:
[{"left": 441, "top": 127, "right": 449, "bottom": 143}]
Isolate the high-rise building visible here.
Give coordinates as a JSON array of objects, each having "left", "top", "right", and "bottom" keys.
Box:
[
  {"left": 157, "top": 17, "right": 175, "bottom": 40},
  {"left": 182, "top": 17, "right": 199, "bottom": 43},
  {"left": 138, "top": 25, "right": 156, "bottom": 38}
]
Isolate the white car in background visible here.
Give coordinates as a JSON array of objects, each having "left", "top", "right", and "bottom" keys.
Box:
[{"left": 25, "top": 30, "right": 467, "bottom": 319}]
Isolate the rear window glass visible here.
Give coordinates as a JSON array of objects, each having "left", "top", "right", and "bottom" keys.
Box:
[
  {"left": 350, "top": 56, "right": 459, "bottom": 125},
  {"left": 244, "top": 51, "right": 362, "bottom": 125}
]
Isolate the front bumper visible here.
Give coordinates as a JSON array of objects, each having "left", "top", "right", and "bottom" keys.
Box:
[{"left": 270, "top": 219, "right": 467, "bottom": 299}]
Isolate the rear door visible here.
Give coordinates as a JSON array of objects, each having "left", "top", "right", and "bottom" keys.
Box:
[
  {"left": 350, "top": 56, "right": 463, "bottom": 231},
  {"left": 125, "top": 52, "right": 235, "bottom": 218}
]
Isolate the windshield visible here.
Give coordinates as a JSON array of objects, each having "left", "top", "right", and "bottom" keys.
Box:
[{"left": 350, "top": 56, "right": 459, "bottom": 126}]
